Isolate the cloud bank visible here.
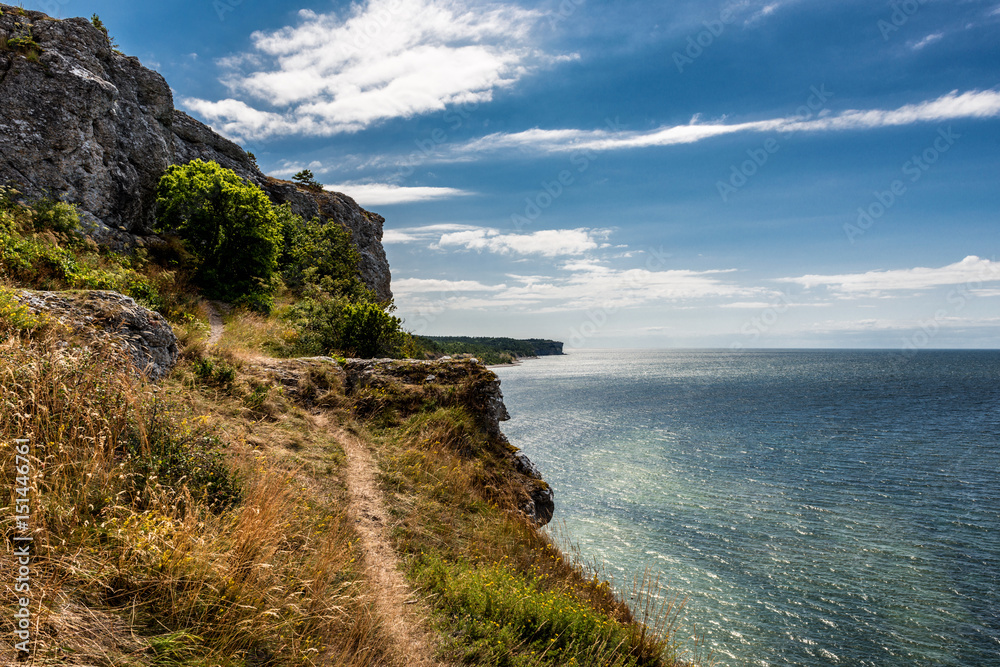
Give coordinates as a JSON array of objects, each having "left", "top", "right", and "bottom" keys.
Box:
[
  {"left": 183, "top": 0, "right": 560, "bottom": 140},
  {"left": 778, "top": 256, "right": 1000, "bottom": 294}
]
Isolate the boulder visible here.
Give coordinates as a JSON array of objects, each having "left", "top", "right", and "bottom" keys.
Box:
[{"left": 13, "top": 290, "right": 179, "bottom": 381}]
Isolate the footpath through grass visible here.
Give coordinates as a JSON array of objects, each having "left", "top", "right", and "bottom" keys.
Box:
[{"left": 366, "top": 399, "right": 698, "bottom": 667}]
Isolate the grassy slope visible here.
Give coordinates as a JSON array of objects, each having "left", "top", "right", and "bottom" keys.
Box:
[{"left": 1, "top": 194, "right": 700, "bottom": 665}]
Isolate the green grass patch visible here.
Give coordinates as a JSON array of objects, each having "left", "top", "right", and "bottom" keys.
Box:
[{"left": 412, "top": 555, "right": 672, "bottom": 667}]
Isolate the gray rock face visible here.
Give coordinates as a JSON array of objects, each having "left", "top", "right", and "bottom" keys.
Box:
[
  {"left": 0, "top": 5, "right": 391, "bottom": 301},
  {"left": 13, "top": 290, "right": 179, "bottom": 381}
]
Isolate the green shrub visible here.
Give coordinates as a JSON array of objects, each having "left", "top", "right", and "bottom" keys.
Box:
[
  {"left": 276, "top": 203, "right": 369, "bottom": 298},
  {"left": 286, "top": 286, "right": 407, "bottom": 358},
  {"left": 90, "top": 13, "right": 119, "bottom": 50},
  {"left": 193, "top": 356, "right": 238, "bottom": 388},
  {"left": 292, "top": 169, "right": 324, "bottom": 192},
  {"left": 155, "top": 160, "right": 281, "bottom": 312},
  {"left": 0, "top": 286, "right": 46, "bottom": 332},
  {"left": 31, "top": 197, "right": 81, "bottom": 235},
  {"left": 123, "top": 401, "right": 241, "bottom": 512}
]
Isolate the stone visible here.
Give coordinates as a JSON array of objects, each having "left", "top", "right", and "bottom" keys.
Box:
[{"left": 13, "top": 289, "right": 179, "bottom": 381}]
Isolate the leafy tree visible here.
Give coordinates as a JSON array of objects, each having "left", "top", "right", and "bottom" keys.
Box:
[
  {"left": 155, "top": 160, "right": 280, "bottom": 311},
  {"left": 275, "top": 203, "right": 369, "bottom": 299},
  {"left": 292, "top": 169, "right": 324, "bottom": 192}
]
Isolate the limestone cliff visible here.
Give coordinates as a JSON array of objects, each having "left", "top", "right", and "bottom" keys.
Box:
[{"left": 0, "top": 5, "right": 391, "bottom": 301}]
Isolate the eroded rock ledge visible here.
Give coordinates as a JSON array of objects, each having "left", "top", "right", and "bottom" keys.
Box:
[
  {"left": 342, "top": 357, "right": 554, "bottom": 525},
  {"left": 258, "top": 356, "right": 555, "bottom": 525},
  {"left": 13, "top": 289, "right": 179, "bottom": 381}
]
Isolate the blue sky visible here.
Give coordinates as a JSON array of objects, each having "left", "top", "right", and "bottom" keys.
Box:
[{"left": 29, "top": 0, "right": 1000, "bottom": 348}]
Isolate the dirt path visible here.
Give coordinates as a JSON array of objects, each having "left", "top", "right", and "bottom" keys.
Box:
[
  {"left": 335, "top": 424, "right": 445, "bottom": 666},
  {"left": 205, "top": 301, "right": 225, "bottom": 347},
  {"left": 203, "top": 300, "right": 442, "bottom": 665}
]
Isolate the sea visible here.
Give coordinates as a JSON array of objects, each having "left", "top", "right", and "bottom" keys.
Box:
[{"left": 493, "top": 349, "right": 1000, "bottom": 667}]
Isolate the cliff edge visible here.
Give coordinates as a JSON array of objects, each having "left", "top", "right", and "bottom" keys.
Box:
[{"left": 0, "top": 5, "right": 391, "bottom": 300}]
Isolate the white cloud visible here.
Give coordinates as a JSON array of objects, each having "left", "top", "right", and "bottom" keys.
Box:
[
  {"left": 745, "top": 1, "right": 783, "bottom": 24},
  {"left": 393, "top": 278, "right": 506, "bottom": 293},
  {"left": 324, "top": 183, "right": 472, "bottom": 206},
  {"left": 434, "top": 228, "right": 608, "bottom": 257},
  {"left": 778, "top": 256, "right": 1000, "bottom": 294},
  {"left": 802, "top": 316, "right": 1000, "bottom": 334},
  {"left": 445, "top": 89, "right": 1000, "bottom": 157},
  {"left": 381, "top": 223, "right": 488, "bottom": 244},
  {"left": 182, "top": 0, "right": 558, "bottom": 140},
  {"left": 723, "top": 0, "right": 797, "bottom": 26},
  {"left": 399, "top": 261, "right": 771, "bottom": 315},
  {"left": 912, "top": 32, "right": 944, "bottom": 50}
]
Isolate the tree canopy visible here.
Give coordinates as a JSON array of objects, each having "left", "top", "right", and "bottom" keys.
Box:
[{"left": 155, "top": 160, "right": 281, "bottom": 311}]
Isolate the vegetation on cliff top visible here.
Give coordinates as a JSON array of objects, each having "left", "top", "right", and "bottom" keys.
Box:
[{"left": 414, "top": 336, "right": 565, "bottom": 365}]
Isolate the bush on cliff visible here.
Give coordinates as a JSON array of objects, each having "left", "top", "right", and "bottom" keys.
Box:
[
  {"left": 155, "top": 159, "right": 281, "bottom": 312},
  {"left": 285, "top": 281, "right": 408, "bottom": 358},
  {"left": 276, "top": 202, "right": 369, "bottom": 299},
  {"left": 0, "top": 186, "right": 176, "bottom": 313}
]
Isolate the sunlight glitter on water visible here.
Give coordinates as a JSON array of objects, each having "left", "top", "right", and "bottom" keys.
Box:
[{"left": 496, "top": 349, "right": 1000, "bottom": 666}]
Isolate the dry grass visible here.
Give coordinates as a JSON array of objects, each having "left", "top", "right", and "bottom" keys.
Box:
[
  {"left": 0, "top": 328, "right": 389, "bottom": 665},
  {"left": 215, "top": 302, "right": 299, "bottom": 361},
  {"left": 1, "top": 183, "right": 701, "bottom": 665}
]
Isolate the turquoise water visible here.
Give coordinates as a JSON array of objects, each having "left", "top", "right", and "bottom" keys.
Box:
[{"left": 494, "top": 349, "right": 1000, "bottom": 666}]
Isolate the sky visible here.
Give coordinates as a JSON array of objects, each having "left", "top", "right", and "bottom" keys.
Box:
[{"left": 27, "top": 0, "right": 1000, "bottom": 349}]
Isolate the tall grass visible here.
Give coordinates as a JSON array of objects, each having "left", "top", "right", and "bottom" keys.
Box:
[{"left": 0, "top": 329, "right": 387, "bottom": 664}]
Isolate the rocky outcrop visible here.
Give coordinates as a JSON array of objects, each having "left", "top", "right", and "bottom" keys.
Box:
[
  {"left": 343, "top": 358, "right": 554, "bottom": 524},
  {"left": 13, "top": 290, "right": 179, "bottom": 381},
  {"left": 0, "top": 5, "right": 391, "bottom": 301},
  {"left": 527, "top": 339, "right": 565, "bottom": 356}
]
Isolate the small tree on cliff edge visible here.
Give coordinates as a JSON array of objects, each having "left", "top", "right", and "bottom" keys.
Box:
[
  {"left": 292, "top": 169, "right": 324, "bottom": 192},
  {"left": 155, "top": 159, "right": 281, "bottom": 312}
]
